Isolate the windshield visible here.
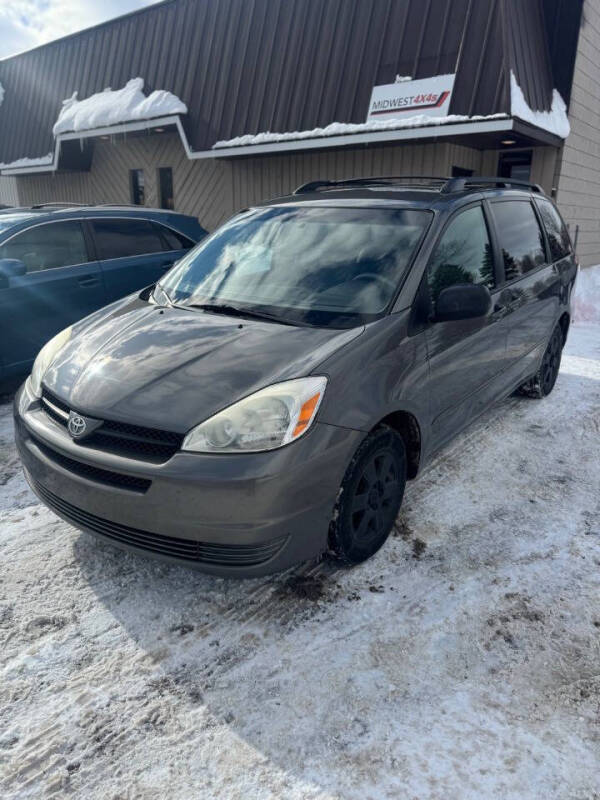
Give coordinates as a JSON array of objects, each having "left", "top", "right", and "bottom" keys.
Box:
[{"left": 160, "top": 205, "right": 432, "bottom": 328}]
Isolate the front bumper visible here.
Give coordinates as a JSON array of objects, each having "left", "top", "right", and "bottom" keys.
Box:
[{"left": 14, "top": 382, "right": 363, "bottom": 576}]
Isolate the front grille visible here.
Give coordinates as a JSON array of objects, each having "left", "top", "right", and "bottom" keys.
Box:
[
  {"left": 41, "top": 388, "right": 184, "bottom": 463},
  {"left": 32, "top": 480, "right": 287, "bottom": 567},
  {"left": 30, "top": 433, "right": 151, "bottom": 493}
]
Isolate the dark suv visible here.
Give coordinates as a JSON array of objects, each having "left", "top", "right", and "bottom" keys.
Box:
[{"left": 14, "top": 177, "right": 577, "bottom": 576}]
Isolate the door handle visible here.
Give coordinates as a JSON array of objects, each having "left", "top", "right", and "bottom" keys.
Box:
[
  {"left": 78, "top": 275, "right": 100, "bottom": 288},
  {"left": 160, "top": 260, "right": 174, "bottom": 269}
]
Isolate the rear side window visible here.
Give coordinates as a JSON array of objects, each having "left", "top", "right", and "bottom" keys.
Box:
[
  {"left": 535, "top": 198, "right": 572, "bottom": 261},
  {"left": 153, "top": 222, "right": 195, "bottom": 251},
  {"left": 490, "top": 201, "right": 546, "bottom": 280},
  {"left": 0, "top": 221, "right": 88, "bottom": 273},
  {"left": 428, "top": 205, "right": 494, "bottom": 302},
  {"left": 92, "top": 219, "right": 165, "bottom": 260}
]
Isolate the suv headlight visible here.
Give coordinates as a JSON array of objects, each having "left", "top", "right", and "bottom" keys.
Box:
[
  {"left": 183, "top": 376, "right": 327, "bottom": 453},
  {"left": 28, "top": 326, "right": 72, "bottom": 398}
]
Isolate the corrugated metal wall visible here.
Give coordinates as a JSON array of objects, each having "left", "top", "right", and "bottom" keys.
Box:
[
  {"left": 11, "top": 134, "right": 558, "bottom": 230},
  {"left": 0, "top": 0, "right": 560, "bottom": 165},
  {"left": 555, "top": 0, "right": 600, "bottom": 267},
  {"left": 0, "top": 177, "right": 19, "bottom": 206}
]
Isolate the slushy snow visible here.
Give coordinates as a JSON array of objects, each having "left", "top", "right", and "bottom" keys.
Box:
[{"left": 53, "top": 77, "right": 187, "bottom": 136}]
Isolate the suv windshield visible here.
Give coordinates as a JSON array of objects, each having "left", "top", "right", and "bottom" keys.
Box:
[{"left": 160, "top": 205, "right": 431, "bottom": 327}]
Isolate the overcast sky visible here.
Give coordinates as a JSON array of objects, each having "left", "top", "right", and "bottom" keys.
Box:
[{"left": 0, "top": 0, "right": 162, "bottom": 59}]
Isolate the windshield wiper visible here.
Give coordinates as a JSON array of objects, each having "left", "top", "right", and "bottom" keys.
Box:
[{"left": 185, "top": 303, "right": 299, "bottom": 326}]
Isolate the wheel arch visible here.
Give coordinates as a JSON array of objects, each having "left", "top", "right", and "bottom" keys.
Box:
[
  {"left": 373, "top": 410, "right": 422, "bottom": 480},
  {"left": 558, "top": 311, "right": 570, "bottom": 345}
]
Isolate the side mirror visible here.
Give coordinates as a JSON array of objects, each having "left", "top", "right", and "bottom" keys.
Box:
[
  {"left": 434, "top": 283, "right": 492, "bottom": 322},
  {"left": 0, "top": 258, "right": 26, "bottom": 279}
]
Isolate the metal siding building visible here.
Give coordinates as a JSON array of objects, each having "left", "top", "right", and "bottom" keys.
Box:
[{"left": 0, "top": 0, "right": 597, "bottom": 264}]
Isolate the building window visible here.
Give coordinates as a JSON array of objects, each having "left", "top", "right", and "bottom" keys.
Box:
[
  {"left": 130, "top": 169, "right": 145, "bottom": 205},
  {"left": 158, "top": 167, "right": 174, "bottom": 210},
  {"left": 497, "top": 150, "right": 532, "bottom": 182}
]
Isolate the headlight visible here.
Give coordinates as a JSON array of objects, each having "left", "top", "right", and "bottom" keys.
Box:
[
  {"left": 28, "top": 326, "right": 72, "bottom": 398},
  {"left": 183, "top": 376, "right": 327, "bottom": 453}
]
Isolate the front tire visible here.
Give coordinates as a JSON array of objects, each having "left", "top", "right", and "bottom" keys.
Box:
[
  {"left": 518, "top": 324, "right": 564, "bottom": 399},
  {"left": 329, "top": 426, "right": 406, "bottom": 565}
]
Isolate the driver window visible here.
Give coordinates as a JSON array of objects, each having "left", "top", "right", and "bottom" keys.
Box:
[
  {"left": 428, "top": 206, "right": 494, "bottom": 304},
  {"left": 0, "top": 221, "right": 89, "bottom": 273}
]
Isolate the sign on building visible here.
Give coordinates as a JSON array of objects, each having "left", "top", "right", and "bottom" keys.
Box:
[{"left": 367, "top": 74, "right": 456, "bottom": 121}]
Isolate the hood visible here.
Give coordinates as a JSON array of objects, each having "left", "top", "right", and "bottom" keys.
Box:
[{"left": 44, "top": 297, "right": 363, "bottom": 432}]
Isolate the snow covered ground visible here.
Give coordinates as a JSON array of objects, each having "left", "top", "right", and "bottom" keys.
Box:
[{"left": 1, "top": 321, "right": 599, "bottom": 799}]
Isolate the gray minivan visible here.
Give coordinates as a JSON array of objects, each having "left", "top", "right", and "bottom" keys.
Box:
[{"left": 14, "top": 177, "right": 577, "bottom": 576}]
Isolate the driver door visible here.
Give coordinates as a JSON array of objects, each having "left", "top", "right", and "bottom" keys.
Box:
[{"left": 423, "top": 203, "right": 508, "bottom": 450}]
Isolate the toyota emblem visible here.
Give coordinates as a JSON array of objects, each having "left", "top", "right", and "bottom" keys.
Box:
[{"left": 68, "top": 413, "right": 87, "bottom": 438}]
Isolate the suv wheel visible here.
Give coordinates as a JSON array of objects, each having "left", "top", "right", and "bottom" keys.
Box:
[
  {"left": 329, "top": 426, "right": 406, "bottom": 565},
  {"left": 518, "top": 324, "right": 564, "bottom": 399}
]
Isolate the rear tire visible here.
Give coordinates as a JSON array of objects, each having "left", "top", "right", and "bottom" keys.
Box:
[
  {"left": 329, "top": 426, "right": 406, "bottom": 565},
  {"left": 518, "top": 324, "right": 563, "bottom": 399}
]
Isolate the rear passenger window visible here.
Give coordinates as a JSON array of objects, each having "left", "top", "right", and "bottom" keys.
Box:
[
  {"left": 153, "top": 222, "right": 194, "bottom": 251},
  {"left": 428, "top": 205, "right": 494, "bottom": 302},
  {"left": 490, "top": 201, "right": 546, "bottom": 280},
  {"left": 92, "top": 219, "right": 164, "bottom": 260},
  {"left": 535, "top": 198, "right": 572, "bottom": 261}
]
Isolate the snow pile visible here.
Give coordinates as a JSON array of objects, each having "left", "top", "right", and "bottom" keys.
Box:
[
  {"left": 213, "top": 113, "right": 508, "bottom": 149},
  {"left": 510, "top": 71, "right": 570, "bottom": 139},
  {"left": 53, "top": 78, "right": 187, "bottom": 136},
  {"left": 0, "top": 153, "right": 53, "bottom": 170},
  {"left": 573, "top": 264, "right": 600, "bottom": 324}
]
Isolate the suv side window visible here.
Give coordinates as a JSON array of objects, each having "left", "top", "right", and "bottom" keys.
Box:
[
  {"left": 152, "top": 222, "right": 195, "bottom": 251},
  {"left": 428, "top": 205, "right": 494, "bottom": 303},
  {"left": 0, "top": 221, "right": 89, "bottom": 273},
  {"left": 535, "top": 198, "right": 572, "bottom": 262},
  {"left": 490, "top": 201, "right": 546, "bottom": 281},
  {"left": 92, "top": 218, "right": 165, "bottom": 260}
]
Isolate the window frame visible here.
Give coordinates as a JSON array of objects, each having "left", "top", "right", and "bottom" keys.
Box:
[
  {"left": 485, "top": 196, "right": 550, "bottom": 288},
  {"left": 425, "top": 200, "right": 501, "bottom": 301},
  {"left": 0, "top": 219, "right": 93, "bottom": 273}
]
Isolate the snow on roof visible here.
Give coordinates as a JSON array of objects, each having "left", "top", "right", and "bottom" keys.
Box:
[
  {"left": 52, "top": 78, "right": 187, "bottom": 136},
  {"left": 0, "top": 153, "right": 53, "bottom": 170},
  {"left": 212, "top": 112, "right": 509, "bottom": 150},
  {"left": 510, "top": 71, "right": 570, "bottom": 139},
  {"left": 213, "top": 72, "right": 571, "bottom": 151}
]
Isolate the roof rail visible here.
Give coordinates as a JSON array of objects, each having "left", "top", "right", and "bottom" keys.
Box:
[
  {"left": 442, "top": 177, "right": 545, "bottom": 195},
  {"left": 293, "top": 176, "right": 450, "bottom": 194},
  {"left": 30, "top": 201, "right": 89, "bottom": 209},
  {"left": 293, "top": 175, "right": 546, "bottom": 197}
]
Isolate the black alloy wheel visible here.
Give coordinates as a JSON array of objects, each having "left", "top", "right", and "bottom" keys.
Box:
[
  {"left": 518, "top": 324, "right": 564, "bottom": 399},
  {"left": 329, "top": 426, "right": 406, "bottom": 565}
]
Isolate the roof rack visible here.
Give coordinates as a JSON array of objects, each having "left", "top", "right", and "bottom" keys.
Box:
[
  {"left": 293, "top": 175, "right": 545, "bottom": 196},
  {"left": 441, "top": 177, "right": 545, "bottom": 195}
]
